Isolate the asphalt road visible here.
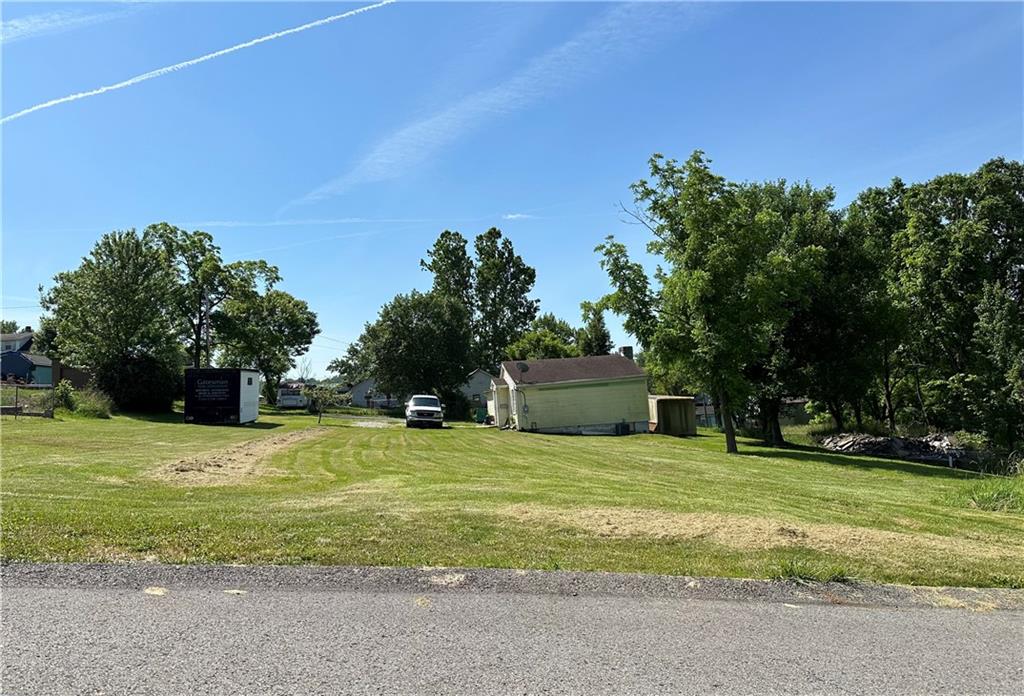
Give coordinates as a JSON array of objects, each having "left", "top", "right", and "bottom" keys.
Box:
[{"left": 3, "top": 564, "right": 1022, "bottom": 695}]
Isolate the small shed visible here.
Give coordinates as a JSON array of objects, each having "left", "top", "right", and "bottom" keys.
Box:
[
  {"left": 184, "top": 368, "right": 260, "bottom": 425},
  {"left": 648, "top": 395, "right": 697, "bottom": 436},
  {"left": 1, "top": 351, "right": 52, "bottom": 384}
]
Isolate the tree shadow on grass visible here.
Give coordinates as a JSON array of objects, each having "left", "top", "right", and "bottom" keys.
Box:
[
  {"left": 738, "top": 441, "right": 974, "bottom": 480},
  {"left": 119, "top": 411, "right": 283, "bottom": 429}
]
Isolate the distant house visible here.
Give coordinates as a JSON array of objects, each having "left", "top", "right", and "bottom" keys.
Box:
[
  {"left": 489, "top": 354, "right": 649, "bottom": 435},
  {"left": 276, "top": 381, "right": 309, "bottom": 409},
  {"left": 1, "top": 330, "right": 34, "bottom": 353},
  {"left": 694, "top": 394, "right": 718, "bottom": 427},
  {"left": 348, "top": 378, "right": 402, "bottom": 409},
  {"left": 460, "top": 369, "right": 493, "bottom": 407},
  {"left": 1, "top": 351, "right": 52, "bottom": 385}
]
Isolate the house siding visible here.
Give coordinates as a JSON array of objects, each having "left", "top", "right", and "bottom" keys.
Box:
[
  {"left": 510, "top": 376, "right": 649, "bottom": 434},
  {"left": 460, "top": 370, "right": 493, "bottom": 406}
]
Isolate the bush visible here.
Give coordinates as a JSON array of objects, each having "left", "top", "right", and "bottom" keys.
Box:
[
  {"left": 53, "top": 379, "right": 76, "bottom": 411},
  {"left": 94, "top": 353, "right": 182, "bottom": 412},
  {"left": 73, "top": 388, "right": 113, "bottom": 419},
  {"left": 954, "top": 431, "right": 991, "bottom": 452}
]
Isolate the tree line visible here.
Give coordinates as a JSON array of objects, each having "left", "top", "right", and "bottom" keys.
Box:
[
  {"left": 36, "top": 223, "right": 319, "bottom": 410},
  {"left": 328, "top": 228, "right": 614, "bottom": 411},
  {"left": 599, "top": 151, "right": 1023, "bottom": 453}
]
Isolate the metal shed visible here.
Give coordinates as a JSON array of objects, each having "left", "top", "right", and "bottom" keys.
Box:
[{"left": 648, "top": 395, "right": 697, "bottom": 436}]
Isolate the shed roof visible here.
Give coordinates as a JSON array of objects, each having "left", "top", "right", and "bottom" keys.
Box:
[
  {"left": 501, "top": 354, "right": 644, "bottom": 386},
  {"left": 1, "top": 351, "right": 51, "bottom": 367}
]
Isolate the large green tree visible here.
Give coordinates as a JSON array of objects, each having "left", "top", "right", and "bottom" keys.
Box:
[
  {"left": 891, "top": 158, "right": 1023, "bottom": 446},
  {"left": 420, "top": 230, "right": 474, "bottom": 311},
  {"left": 151, "top": 222, "right": 279, "bottom": 368},
  {"left": 359, "top": 291, "right": 472, "bottom": 400},
  {"left": 40, "top": 229, "right": 184, "bottom": 410},
  {"left": 216, "top": 290, "right": 319, "bottom": 403},
  {"left": 0, "top": 320, "right": 18, "bottom": 334},
  {"left": 421, "top": 227, "right": 539, "bottom": 371},
  {"left": 598, "top": 152, "right": 822, "bottom": 453}
]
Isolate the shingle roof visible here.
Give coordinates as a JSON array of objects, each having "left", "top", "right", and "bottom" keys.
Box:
[
  {"left": 501, "top": 354, "right": 644, "bottom": 386},
  {"left": 1, "top": 331, "right": 33, "bottom": 343},
  {"left": 1, "top": 351, "right": 50, "bottom": 367},
  {"left": 21, "top": 352, "right": 51, "bottom": 367}
]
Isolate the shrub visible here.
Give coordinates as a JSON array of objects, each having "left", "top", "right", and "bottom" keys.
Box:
[
  {"left": 94, "top": 353, "right": 182, "bottom": 412},
  {"left": 954, "top": 431, "right": 991, "bottom": 452},
  {"left": 73, "top": 388, "right": 113, "bottom": 418},
  {"left": 53, "top": 379, "right": 76, "bottom": 411}
]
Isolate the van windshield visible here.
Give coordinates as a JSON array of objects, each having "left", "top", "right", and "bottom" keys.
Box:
[{"left": 411, "top": 396, "right": 439, "bottom": 407}]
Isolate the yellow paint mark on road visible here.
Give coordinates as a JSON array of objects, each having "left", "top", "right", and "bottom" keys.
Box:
[{"left": 143, "top": 586, "right": 167, "bottom": 596}]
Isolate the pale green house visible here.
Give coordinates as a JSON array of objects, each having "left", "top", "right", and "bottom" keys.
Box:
[{"left": 489, "top": 354, "right": 649, "bottom": 435}]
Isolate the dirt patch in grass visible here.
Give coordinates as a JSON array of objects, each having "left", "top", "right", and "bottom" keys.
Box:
[
  {"left": 153, "top": 428, "right": 328, "bottom": 486},
  {"left": 350, "top": 420, "right": 400, "bottom": 429},
  {"left": 501, "top": 504, "right": 1022, "bottom": 567}
]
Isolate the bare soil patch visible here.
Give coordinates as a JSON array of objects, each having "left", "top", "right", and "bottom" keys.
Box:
[
  {"left": 500, "top": 505, "right": 1022, "bottom": 567},
  {"left": 350, "top": 420, "right": 399, "bottom": 429},
  {"left": 153, "top": 428, "right": 328, "bottom": 486}
]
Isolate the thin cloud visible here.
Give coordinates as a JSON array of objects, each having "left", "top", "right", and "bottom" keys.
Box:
[
  {"left": 0, "top": 7, "right": 139, "bottom": 45},
  {"left": 1, "top": 0, "right": 396, "bottom": 126},
  {"left": 189, "top": 216, "right": 430, "bottom": 229},
  {"left": 293, "top": 3, "right": 696, "bottom": 206},
  {"left": 501, "top": 213, "right": 535, "bottom": 220}
]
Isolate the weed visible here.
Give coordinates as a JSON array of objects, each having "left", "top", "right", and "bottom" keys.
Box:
[
  {"left": 953, "top": 476, "right": 1024, "bottom": 513},
  {"left": 771, "top": 557, "right": 850, "bottom": 583}
]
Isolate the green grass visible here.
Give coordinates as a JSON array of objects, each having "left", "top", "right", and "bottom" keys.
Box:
[
  {"left": 2, "top": 413, "right": 1022, "bottom": 587},
  {"left": 950, "top": 476, "right": 1024, "bottom": 513}
]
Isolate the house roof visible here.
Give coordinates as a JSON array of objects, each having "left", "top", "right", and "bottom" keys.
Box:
[
  {"left": 501, "top": 354, "right": 644, "bottom": 386},
  {"left": 467, "top": 368, "right": 494, "bottom": 380},
  {"left": 1, "top": 351, "right": 51, "bottom": 367},
  {"left": 1, "top": 331, "right": 33, "bottom": 343}
]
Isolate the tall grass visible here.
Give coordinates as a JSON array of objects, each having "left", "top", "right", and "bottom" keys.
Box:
[{"left": 953, "top": 476, "right": 1024, "bottom": 513}]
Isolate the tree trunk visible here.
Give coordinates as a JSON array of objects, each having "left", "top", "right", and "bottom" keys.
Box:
[
  {"left": 263, "top": 373, "right": 277, "bottom": 405},
  {"left": 761, "top": 397, "right": 785, "bottom": 446},
  {"left": 827, "top": 400, "right": 845, "bottom": 432},
  {"left": 854, "top": 401, "right": 864, "bottom": 431},
  {"left": 720, "top": 389, "right": 738, "bottom": 454},
  {"left": 913, "top": 369, "right": 929, "bottom": 428},
  {"left": 192, "top": 323, "right": 203, "bottom": 369},
  {"left": 882, "top": 350, "right": 896, "bottom": 432}
]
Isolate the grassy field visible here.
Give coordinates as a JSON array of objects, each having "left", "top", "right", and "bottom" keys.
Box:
[{"left": 2, "top": 410, "right": 1022, "bottom": 587}]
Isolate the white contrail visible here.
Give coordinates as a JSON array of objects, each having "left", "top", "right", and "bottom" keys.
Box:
[{"left": 1, "top": 0, "right": 396, "bottom": 125}]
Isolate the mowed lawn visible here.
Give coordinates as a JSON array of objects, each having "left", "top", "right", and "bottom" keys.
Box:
[{"left": 2, "top": 411, "right": 1022, "bottom": 587}]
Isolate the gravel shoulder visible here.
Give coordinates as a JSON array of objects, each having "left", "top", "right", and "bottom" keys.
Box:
[{"left": 4, "top": 562, "right": 1022, "bottom": 611}]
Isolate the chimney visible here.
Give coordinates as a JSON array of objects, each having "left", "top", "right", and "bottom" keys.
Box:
[{"left": 619, "top": 346, "right": 634, "bottom": 361}]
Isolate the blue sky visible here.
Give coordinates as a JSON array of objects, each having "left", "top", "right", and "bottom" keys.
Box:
[{"left": 2, "top": 1, "right": 1021, "bottom": 376}]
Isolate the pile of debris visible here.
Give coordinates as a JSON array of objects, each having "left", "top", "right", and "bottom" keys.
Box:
[{"left": 819, "top": 433, "right": 967, "bottom": 465}]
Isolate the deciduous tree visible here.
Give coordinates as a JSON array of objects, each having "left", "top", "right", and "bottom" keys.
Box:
[
  {"left": 39, "top": 229, "right": 183, "bottom": 410},
  {"left": 359, "top": 291, "right": 472, "bottom": 400},
  {"left": 216, "top": 290, "right": 319, "bottom": 403}
]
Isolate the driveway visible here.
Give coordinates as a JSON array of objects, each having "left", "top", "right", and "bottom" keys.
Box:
[{"left": 3, "top": 564, "right": 1022, "bottom": 695}]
